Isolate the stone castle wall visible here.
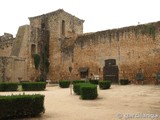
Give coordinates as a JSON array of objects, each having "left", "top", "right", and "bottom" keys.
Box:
[
  {"left": 28, "top": 9, "right": 160, "bottom": 83},
  {"left": 0, "top": 9, "right": 160, "bottom": 84},
  {"left": 0, "top": 33, "right": 15, "bottom": 57},
  {"left": 0, "top": 57, "right": 12, "bottom": 82},
  {"left": 10, "top": 25, "right": 29, "bottom": 81},
  {"left": 0, "top": 26, "right": 29, "bottom": 82},
  {"left": 0, "top": 57, "right": 26, "bottom": 82},
  {"left": 61, "top": 22, "right": 160, "bottom": 83}
]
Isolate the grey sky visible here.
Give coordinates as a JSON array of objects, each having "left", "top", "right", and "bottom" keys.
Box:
[{"left": 0, "top": 0, "right": 160, "bottom": 36}]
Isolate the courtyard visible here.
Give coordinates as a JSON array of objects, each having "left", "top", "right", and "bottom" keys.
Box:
[{"left": 0, "top": 84, "right": 160, "bottom": 120}]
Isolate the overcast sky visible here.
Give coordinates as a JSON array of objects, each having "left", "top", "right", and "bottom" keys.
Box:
[{"left": 0, "top": 0, "right": 160, "bottom": 37}]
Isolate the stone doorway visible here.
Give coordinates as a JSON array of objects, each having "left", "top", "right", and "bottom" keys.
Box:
[
  {"left": 78, "top": 67, "right": 89, "bottom": 79},
  {"left": 103, "top": 59, "right": 119, "bottom": 83}
]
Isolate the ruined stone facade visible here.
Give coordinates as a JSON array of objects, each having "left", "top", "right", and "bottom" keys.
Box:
[
  {"left": 0, "top": 27, "right": 29, "bottom": 82},
  {"left": 0, "top": 33, "right": 15, "bottom": 56},
  {"left": 0, "top": 9, "right": 160, "bottom": 83},
  {"left": 28, "top": 9, "right": 84, "bottom": 81}
]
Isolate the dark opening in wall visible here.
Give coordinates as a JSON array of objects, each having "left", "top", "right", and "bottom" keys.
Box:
[
  {"left": 31, "top": 44, "right": 36, "bottom": 56},
  {"left": 103, "top": 59, "right": 119, "bottom": 83},
  {"left": 62, "top": 20, "right": 65, "bottom": 36},
  {"left": 41, "top": 23, "right": 46, "bottom": 29},
  {"left": 79, "top": 67, "right": 89, "bottom": 79}
]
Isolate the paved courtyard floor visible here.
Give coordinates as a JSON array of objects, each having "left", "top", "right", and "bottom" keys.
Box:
[{"left": 0, "top": 84, "right": 160, "bottom": 120}]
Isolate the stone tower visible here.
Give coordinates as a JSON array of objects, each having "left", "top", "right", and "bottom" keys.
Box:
[{"left": 28, "top": 9, "right": 84, "bottom": 81}]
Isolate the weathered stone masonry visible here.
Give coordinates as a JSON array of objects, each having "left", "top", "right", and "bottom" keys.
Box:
[
  {"left": 71, "top": 24, "right": 160, "bottom": 83},
  {"left": 28, "top": 9, "right": 84, "bottom": 81},
  {"left": 0, "top": 26, "right": 29, "bottom": 82},
  {"left": 0, "top": 9, "right": 160, "bottom": 83},
  {"left": 0, "top": 33, "right": 15, "bottom": 57}
]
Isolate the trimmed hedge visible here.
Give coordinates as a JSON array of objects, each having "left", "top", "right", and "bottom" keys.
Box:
[
  {"left": 0, "top": 94, "right": 45, "bottom": 119},
  {"left": 0, "top": 82, "right": 18, "bottom": 91},
  {"left": 73, "top": 83, "right": 88, "bottom": 95},
  {"left": 99, "top": 81, "right": 111, "bottom": 89},
  {"left": 120, "top": 79, "right": 129, "bottom": 85},
  {"left": 89, "top": 80, "right": 99, "bottom": 85},
  {"left": 80, "top": 83, "right": 98, "bottom": 100},
  {"left": 73, "top": 80, "right": 85, "bottom": 84},
  {"left": 21, "top": 82, "right": 46, "bottom": 91},
  {"left": 59, "top": 80, "right": 70, "bottom": 88}
]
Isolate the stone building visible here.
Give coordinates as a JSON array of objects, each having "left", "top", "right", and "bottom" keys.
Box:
[
  {"left": 0, "top": 9, "right": 160, "bottom": 83},
  {"left": 28, "top": 9, "right": 84, "bottom": 82}
]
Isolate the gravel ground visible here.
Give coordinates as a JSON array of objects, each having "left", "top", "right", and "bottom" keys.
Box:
[{"left": 0, "top": 84, "right": 160, "bottom": 120}]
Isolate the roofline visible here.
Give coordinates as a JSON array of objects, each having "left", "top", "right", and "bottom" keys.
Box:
[{"left": 28, "top": 9, "right": 84, "bottom": 22}]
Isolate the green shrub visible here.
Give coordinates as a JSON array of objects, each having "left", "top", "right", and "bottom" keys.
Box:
[
  {"left": 80, "top": 83, "right": 98, "bottom": 100},
  {"left": 73, "top": 83, "right": 88, "bottom": 95},
  {"left": 73, "top": 80, "right": 85, "bottom": 84},
  {"left": 0, "top": 82, "right": 18, "bottom": 91},
  {"left": 89, "top": 80, "right": 99, "bottom": 85},
  {"left": 22, "top": 82, "right": 46, "bottom": 91},
  {"left": 0, "top": 94, "right": 45, "bottom": 119},
  {"left": 0, "top": 83, "right": 3, "bottom": 91},
  {"left": 59, "top": 80, "right": 70, "bottom": 88},
  {"left": 99, "top": 81, "right": 111, "bottom": 89},
  {"left": 120, "top": 79, "right": 129, "bottom": 85}
]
